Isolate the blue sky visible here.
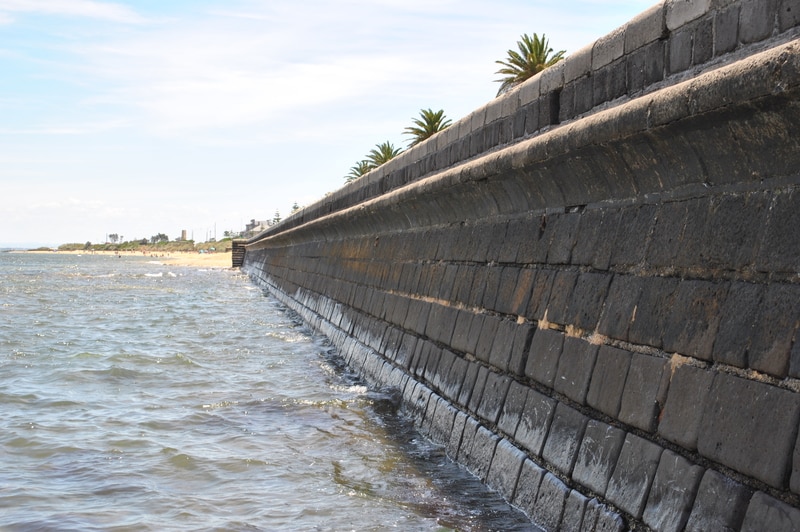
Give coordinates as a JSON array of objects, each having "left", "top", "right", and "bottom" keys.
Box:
[{"left": 0, "top": 0, "right": 654, "bottom": 247}]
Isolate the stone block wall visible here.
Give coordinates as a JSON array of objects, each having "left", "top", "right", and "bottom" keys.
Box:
[{"left": 243, "top": 3, "right": 800, "bottom": 530}]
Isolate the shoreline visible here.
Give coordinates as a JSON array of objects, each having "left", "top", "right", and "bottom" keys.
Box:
[{"left": 12, "top": 249, "right": 235, "bottom": 269}]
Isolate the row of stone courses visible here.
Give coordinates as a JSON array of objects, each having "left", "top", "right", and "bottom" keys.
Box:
[
  {"left": 265, "top": 232, "right": 799, "bottom": 381},
  {"left": 261, "top": 0, "right": 800, "bottom": 239},
  {"left": 256, "top": 271, "right": 800, "bottom": 531},
  {"left": 241, "top": 252, "right": 797, "bottom": 530}
]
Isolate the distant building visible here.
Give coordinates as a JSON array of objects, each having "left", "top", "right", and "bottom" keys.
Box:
[
  {"left": 180, "top": 229, "right": 188, "bottom": 241},
  {"left": 244, "top": 219, "right": 270, "bottom": 237}
]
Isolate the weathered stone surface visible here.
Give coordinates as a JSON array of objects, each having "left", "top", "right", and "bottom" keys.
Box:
[
  {"left": 542, "top": 402, "right": 589, "bottom": 476},
  {"left": 515, "top": 389, "right": 557, "bottom": 457},
  {"left": 606, "top": 433, "right": 663, "bottom": 519},
  {"left": 657, "top": 363, "right": 714, "bottom": 450},
  {"left": 698, "top": 372, "right": 800, "bottom": 489},
  {"left": 475, "top": 371, "right": 511, "bottom": 425},
  {"left": 554, "top": 336, "right": 599, "bottom": 405},
  {"left": 618, "top": 353, "right": 669, "bottom": 432},
  {"left": 662, "top": 280, "right": 728, "bottom": 359},
  {"left": 533, "top": 473, "right": 569, "bottom": 531},
  {"left": 572, "top": 420, "right": 626, "bottom": 496},
  {"left": 586, "top": 345, "right": 632, "bottom": 418},
  {"left": 525, "top": 327, "right": 564, "bottom": 387},
  {"left": 446, "top": 410, "right": 468, "bottom": 460},
  {"left": 748, "top": 283, "right": 800, "bottom": 378},
  {"left": 561, "top": 489, "right": 589, "bottom": 532},
  {"left": 512, "top": 459, "right": 546, "bottom": 517},
  {"left": 486, "top": 438, "right": 526, "bottom": 502},
  {"left": 642, "top": 450, "right": 704, "bottom": 532},
  {"left": 497, "top": 380, "right": 528, "bottom": 437},
  {"left": 685, "top": 470, "right": 752, "bottom": 532},
  {"left": 742, "top": 491, "right": 800, "bottom": 532},
  {"left": 565, "top": 272, "right": 613, "bottom": 332},
  {"left": 596, "top": 274, "right": 644, "bottom": 342}
]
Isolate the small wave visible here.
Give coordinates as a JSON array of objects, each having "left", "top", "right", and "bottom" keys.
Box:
[{"left": 144, "top": 272, "right": 163, "bottom": 278}]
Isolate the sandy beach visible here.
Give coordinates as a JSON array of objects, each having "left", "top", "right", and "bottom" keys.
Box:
[{"left": 15, "top": 249, "right": 235, "bottom": 269}]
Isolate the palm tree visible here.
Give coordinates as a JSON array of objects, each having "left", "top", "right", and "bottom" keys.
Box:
[
  {"left": 345, "top": 160, "right": 372, "bottom": 183},
  {"left": 365, "top": 141, "right": 402, "bottom": 167},
  {"left": 403, "top": 108, "right": 452, "bottom": 147},
  {"left": 495, "top": 33, "right": 565, "bottom": 95}
]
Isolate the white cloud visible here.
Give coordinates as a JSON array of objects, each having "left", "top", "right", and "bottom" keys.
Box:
[{"left": 0, "top": 0, "right": 144, "bottom": 23}]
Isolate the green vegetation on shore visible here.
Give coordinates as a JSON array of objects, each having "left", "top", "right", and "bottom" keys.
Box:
[{"left": 54, "top": 238, "right": 233, "bottom": 253}]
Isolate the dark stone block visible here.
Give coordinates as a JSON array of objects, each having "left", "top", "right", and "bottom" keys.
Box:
[
  {"left": 467, "top": 366, "right": 489, "bottom": 416},
  {"left": 712, "top": 281, "right": 764, "bottom": 368},
  {"left": 533, "top": 473, "right": 569, "bottom": 531},
  {"left": 714, "top": 4, "right": 740, "bottom": 56},
  {"left": 606, "top": 433, "right": 664, "bottom": 519},
  {"left": 474, "top": 314, "right": 500, "bottom": 364},
  {"left": 512, "top": 459, "right": 546, "bottom": 517},
  {"left": 456, "top": 359, "right": 480, "bottom": 408},
  {"left": 429, "top": 348, "right": 456, "bottom": 394},
  {"left": 561, "top": 489, "right": 589, "bottom": 532},
  {"left": 544, "top": 270, "right": 578, "bottom": 326},
  {"left": 749, "top": 283, "right": 800, "bottom": 378},
  {"left": 657, "top": 363, "right": 714, "bottom": 450},
  {"left": 542, "top": 402, "right": 589, "bottom": 476},
  {"left": 574, "top": 75, "right": 594, "bottom": 115},
  {"left": 481, "top": 265, "right": 503, "bottom": 310},
  {"left": 627, "top": 276, "right": 680, "bottom": 350},
  {"left": 643, "top": 450, "right": 704, "bottom": 532},
  {"left": 464, "top": 313, "right": 485, "bottom": 357},
  {"left": 446, "top": 410, "right": 468, "bottom": 460},
  {"left": 450, "top": 309, "right": 474, "bottom": 354},
  {"left": 780, "top": 0, "right": 800, "bottom": 31},
  {"left": 609, "top": 204, "right": 657, "bottom": 268},
  {"left": 508, "top": 322, "right": 534, "bottom": 377},
  {"left": 494, "top": 267, "right": 521, "bottom": 315},
  {"left": 571, "top": 207, "right": 605, "bottom": 266},
  {"left": 488, "top": 318, "right": 517, "bottom": 372},
  {"left": 408, "top": 299, "right": 432, "bottom": 339},
  {"left": 475, "top": 371, "right": 511, "bottom": 425},
  {"left": 441, "top": 354, "right": 467, "bottom": 401},
  {"left": 565, "top": 272, "right": 613, "bottom": 332},
  {"left": 546, "top": 212, "right": 581, "bottom": 265},
  {"left": 497, "top": 380, "right": 528, "bottom": 437},
  {"left": 644, "top": 40, "right": 666, "bottom": 86},
  {"left": 668, "top": 27, "right": 693, "bottom": 74},
  {"left": 422, "top": 344, "right": 444, "bottom": 385},
  {"left": 742, "top": 491, "right": 800, "bottom": 532},
  {"left": 465, "top": 425, "right": 500, "bottom": 481},
  {"left": 572, "top": 420, "right": 626, "bottom": 496},
  {"left": 525, "top": 327, "right": 564, "bottom": 387},
  {"left": 618, "top": 353, "right": 669, "bottom": 432},
  {"left": 740, "top": 0, "right": 778, "bottom": 43},
  {"left": 693, "top": 17, "right": 713, "bottom": 65},
  {"left": 526, "top": 269, "right": 555, "bottom": 321},
  {"left": 662, "top": 280, "right": 729, "bottom": 359},
  {"left": 697, "top": 372, "right": 800, "bottom": 489},
  {"left": 685, "top": 470, "right": 752, "bottom": 532},
  {"left": 554, "top": 336, "right": 599, "bottom": 405},
  {"left": 647, "top": 200, "right": 687, "bottom": 269},
  {"left": 486, "top": 438, "right": 526, "bottom": 502},
  {"left": 512, "top": 106, "right": 527, "bottom": 140},
  {"left": 511, "top": 268, "right": 536, "bottom": 317},
  {"left": 586, "top": 345, "right": 632, "bottom": 418},
  {"left": 596, "top": 274, "right": 644, "bottom": 342},
  {"left": 594, "top": 509, "right": 626, "bottom": 532},
  {"left": 559, "top": 82, "right": 576, "bottom": 124},
  {"left": 703, "top": 192, "right": 770, "bottom": 270},
  {"left": 515, "top": 389, "right": 556, "bottom": 457}
]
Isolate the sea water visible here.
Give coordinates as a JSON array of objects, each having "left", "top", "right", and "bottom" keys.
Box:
[{"left": 0, "top": 252, "right": 534, "bottom": 531}]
